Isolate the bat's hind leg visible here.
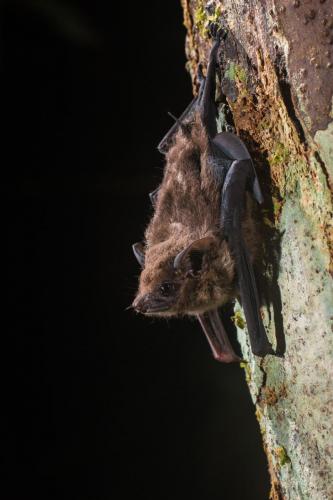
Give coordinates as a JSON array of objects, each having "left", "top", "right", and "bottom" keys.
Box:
[
  {"left": 158, "top": 27, "right": 224, "bottom": 153},
  {"left": 199, "top": 38, "right": 220, "bottom": 138},
  {"left": 157, "top": 68, "right": 206, "bottom": 154},
  {"left": 157, "top": 97, "right": 198, "bottom": 153},
  {"left": 199, "top": 25, "right": 228, "bottom": 136}
]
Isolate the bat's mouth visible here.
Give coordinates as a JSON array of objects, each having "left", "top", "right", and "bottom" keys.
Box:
[
  {"left": 144, "top": 303, "right": 172, "bottom": 314},
  {"left": 132, "top": 294, "right": 175, "bottom": 315},
  {"left": 197, "top": 309, "right": 241, "bottom": 363}
]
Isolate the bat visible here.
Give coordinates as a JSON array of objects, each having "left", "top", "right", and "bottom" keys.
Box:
[{"left": 131, "top": 30, "right": 273, "bottom": 363}]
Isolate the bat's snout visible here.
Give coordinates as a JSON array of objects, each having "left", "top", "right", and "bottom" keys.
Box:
[
  {"left": 132, "top": 294, "right": 150, "bottom": 314},
  {"left": 132, "top": 293, "right": 172, "bottom": 314}
]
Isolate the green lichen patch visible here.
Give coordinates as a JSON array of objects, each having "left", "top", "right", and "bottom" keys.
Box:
[
  {"left": 270, "top": 142, "right": 291, "bottom": 167},
  {"left": 262, "top": 195, "right": 283, "bottom": 227},
  {"left": 224, "top": 62, "right": 248, "bottom": 102},
  {"left": 224, "top": 62, "right": 247, "bottom": 85},
  {"left": 240, "top": 361, "right": 252, "bottom": 383},
  {"left": 193, "top": 5, "right": 206, "bottom": 36},
  {"left": 193, "top": 2, "right": 222, "bottom": 38},
  {"left": 235, "top": 65, "right": 247, "bottom": 85},
  {"left": 255, "top": 406, "right": 263, "bottom": 423},
  {"left": 224, "top": 61, "right": 236, "bottom": 81},
  {"left": 231, "top": 310, "right": 246, "bottom": 329},
  {"left": 275, "top": 446, "right": 291, "bottom": 466}
]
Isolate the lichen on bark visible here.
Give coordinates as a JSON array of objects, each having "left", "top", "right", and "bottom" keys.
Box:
[{"left": 181, "top": 1, "right": 333, "bottom": 498}]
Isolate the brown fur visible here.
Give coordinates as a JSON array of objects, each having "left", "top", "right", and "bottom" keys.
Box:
[{"left": 134, "top": 112, "right": 260, "bottom": 317}]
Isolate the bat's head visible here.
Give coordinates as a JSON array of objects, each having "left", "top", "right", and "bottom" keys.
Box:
[{"left": 132, "top": 234, "right": 236, "bottom": 317}]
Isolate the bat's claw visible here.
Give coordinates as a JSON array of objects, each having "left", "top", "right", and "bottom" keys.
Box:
[
  {"left": 225, "top": 124, "right": 235, "bottom": 134},
  {"left": 208, "top": 22, "right": 227, "bottom": 42}
]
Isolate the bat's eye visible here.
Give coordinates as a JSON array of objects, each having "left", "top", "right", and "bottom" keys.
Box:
[{"left": 159, "top": 282, "right": 175, "bottom": 297}]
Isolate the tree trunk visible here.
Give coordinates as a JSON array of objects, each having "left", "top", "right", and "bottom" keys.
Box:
[{"left": 181, "top": 1, "right": 333, "bottom": 498}]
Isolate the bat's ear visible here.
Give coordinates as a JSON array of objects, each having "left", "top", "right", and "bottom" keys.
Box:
[
  {"left": 132, "top": 242, "right": 145, "bottom": 267},
  {"left": 174, "top": 236, "right": 215, "bottom": 274}
]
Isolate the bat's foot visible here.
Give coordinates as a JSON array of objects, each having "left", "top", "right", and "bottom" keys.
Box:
[
  {"left": 208, "top": 22, "right": 227, "bottom": 42},
  {"left": 225, "top": 124, "right": 235, "bottom": 134}
]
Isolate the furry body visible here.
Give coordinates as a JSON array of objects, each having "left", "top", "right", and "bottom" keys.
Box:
[
  {"left": 131, "top": 34, "right": 272, "bottom": 361},
  {"left": 135, "top": 113, "right": 258, "bottom": 317}
]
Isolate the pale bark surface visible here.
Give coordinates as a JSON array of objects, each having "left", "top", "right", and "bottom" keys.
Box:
[{"left": 181, "top": 1, "right": 333, "bottom": 498}]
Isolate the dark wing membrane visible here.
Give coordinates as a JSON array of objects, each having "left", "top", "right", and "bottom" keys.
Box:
[
  {"left": 233, "top": 231, "right": 273, "bottom": 356},
  {"left": 220, "top": 159, "right": 273, "bottom": 356}
]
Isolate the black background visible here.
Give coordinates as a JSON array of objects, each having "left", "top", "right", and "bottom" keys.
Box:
[{"left": 4, "top": 1, "right": 270, "bottom": 499}]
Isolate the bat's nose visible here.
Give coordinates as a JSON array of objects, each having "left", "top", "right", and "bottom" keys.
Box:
[
  {"left": 132, "top": 295, "right": 149, "bottom": 313},
  {"left": 132, "top": 293, "right": 172, "bottom": 314}
]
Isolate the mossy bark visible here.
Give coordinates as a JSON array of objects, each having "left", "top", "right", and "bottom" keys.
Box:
[{"left": 181, "top": 1, "right": 333, "bottom": 498}]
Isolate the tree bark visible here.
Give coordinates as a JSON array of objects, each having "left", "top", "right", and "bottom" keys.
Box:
[{"left": 181, "top": 1, "right": 333, "bottom": 498}]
